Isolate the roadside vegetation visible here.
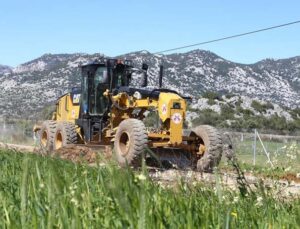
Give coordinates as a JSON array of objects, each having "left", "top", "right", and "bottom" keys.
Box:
[
  {"left": 191, "top": 92, "right": 300, "bottom": 134},
  {"left": 0, "top": 118, "right": 35, "bottom": 144},
  {"left": 0, "top": 149, "right": 300, "bottom": 228}
]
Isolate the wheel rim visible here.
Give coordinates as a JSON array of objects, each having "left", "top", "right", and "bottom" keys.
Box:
[
  {"left": 119, "top": 132, "right": 130, "bottom": 156},
  {"left": 41, "top": 131, "right": 47, "bottom": 147},
  {"left": 55, "top": 132, "right": 63, "bottom": 149},
  {"left": 189, "top": 132, "right": 205, "bottom": 156}
]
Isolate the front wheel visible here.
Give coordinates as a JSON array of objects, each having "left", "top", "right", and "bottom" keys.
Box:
[
  {"left": 190, "top": 125, "right": 222, "bottom": 172},
  {"left": 113, "top": 119, "right": 148, "bottom": 167}
]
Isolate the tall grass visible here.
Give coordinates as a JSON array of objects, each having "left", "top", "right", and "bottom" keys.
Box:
[{"left": 0, "top": 149, "right": 300, "bottom": 228}]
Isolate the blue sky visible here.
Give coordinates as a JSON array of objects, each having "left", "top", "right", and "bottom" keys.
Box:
[{"left": 0, "top": 0, "right": 299, "bottom": 66}]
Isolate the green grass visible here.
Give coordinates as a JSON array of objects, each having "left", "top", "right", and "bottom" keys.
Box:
[{"left": 0, "top": 150, "right": 300, "bottom": 228}]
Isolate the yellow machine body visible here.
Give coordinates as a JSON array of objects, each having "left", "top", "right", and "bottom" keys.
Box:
[
  {"left": 108, "top": 91, "right": 187, "bottom": 147},
  {"left": 158, "top": 93, "right": 186, "bottom": 145},
  {"left": 50, "top": 90, "right": 187, "bottom": 148},
  {"left": 55, "top": 93, "right": 80, "bottom": 123},
  {"left": 33, "top": 93, "right": 80, "bottom": 134}
]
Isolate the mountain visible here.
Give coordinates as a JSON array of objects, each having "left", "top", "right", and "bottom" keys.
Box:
[
  {"left": 0, "top": 65, "right": 12, "bottom": 75},
  {"left": 0, "top": 50, "right": 299, "bottom": 118}
]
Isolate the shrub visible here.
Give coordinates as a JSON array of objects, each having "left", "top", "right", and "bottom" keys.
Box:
[
  {"left": 202, "top": 91, "right": 223, "bottom": 101},
  {"left": 234, "top": 98, "right": 243, "bottom": 107},
  {"left": 192, "top": 109, "right": 221, "bottom": 126},
  {"left": 225, "top": 93, "right": 236, "bottom": 99},
  {"left": 251, "top": 100, "right": 266, "bottom": 113},
  {"left": 207, "top": 98, "right": 216, "bottom": 105},
  {"left": 220, "top": 104, "right": 235, "bottom": 120},
  {"left": 290, "top": 108, "right": 300, "bottom": 120},
  {"left": 251, "top": 100, "right": 274, "bottom": 113},
  {"left": 239, "top": 108, "right": 255, "bottom": 117}
]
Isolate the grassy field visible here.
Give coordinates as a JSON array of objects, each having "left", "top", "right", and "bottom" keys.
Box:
[
  {"left": 232, "top": 139, "right": 300, "bottom": 174},
  {"left": 0, "top": 149, "right": 300, "bottom": 228}
]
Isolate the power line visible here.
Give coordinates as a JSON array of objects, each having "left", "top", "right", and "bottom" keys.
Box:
[{"left": 154, "top": 20, "right": 300, "bottom": 54}]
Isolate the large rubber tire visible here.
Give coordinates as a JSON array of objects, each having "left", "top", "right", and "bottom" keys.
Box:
[
  {"left": 39, "top": 120, "right": 57, "bottom": 151},
  {"left": 113, "top": 119, "right": 148, "bottom": 167},
  {"left": 54, "top": 122, "right": 77, "bottom": 150},
  {"left": 190, "top": 125, "right": 222, "bottom": 172}
]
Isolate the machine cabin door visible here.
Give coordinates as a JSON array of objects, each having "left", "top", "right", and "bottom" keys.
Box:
[
  {"left": 114, "top": 63, "right": 130, "bottom": 88},
  {"left": 81, "top": 64, "right": 109, "bottom": 115}
]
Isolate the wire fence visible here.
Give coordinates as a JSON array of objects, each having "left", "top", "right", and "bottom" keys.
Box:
[
  {"left": 229, "top": 130, "right": 300, "bottom": 171},
  {"left": 0, "top": 122, "right": 33, "bottom": 144}
]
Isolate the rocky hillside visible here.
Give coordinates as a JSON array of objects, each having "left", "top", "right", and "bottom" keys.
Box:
[
  {"left": 0, "top": 50, "right": 299, "bottom": 118},
  {"left": 189, "top": 94, "right": 293, "bottom": 121},
  {"left": 186, "top": 93, "right": 300, "bottom": 131},
  {"left": 0, "top": 65, "right": 12, "bottom": 75}
]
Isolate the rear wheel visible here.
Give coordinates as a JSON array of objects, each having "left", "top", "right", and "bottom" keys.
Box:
[
  {"left": 54, "top": 122, "right": 77, "bottom": 150},
  {"left": 39, "top": 120, "right": 57, "bottom": 151},
  {"left": 190, "top": 125, "right": 222, "bottom": 172},
  {"left": 114, "top": 119, "right": 148, "bottom": 167}
]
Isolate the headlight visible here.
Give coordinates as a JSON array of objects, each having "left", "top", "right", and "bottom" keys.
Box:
[
  {"left": 173, "top": 102, "right": 181, "bottom": 109},
  {"left": 133, "top": 91, "right": 142, "bottom": 100}
]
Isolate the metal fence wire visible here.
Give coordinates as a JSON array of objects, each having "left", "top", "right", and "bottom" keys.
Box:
[{"left": 228, "top": 130, "right": 300, "bottom": 168}]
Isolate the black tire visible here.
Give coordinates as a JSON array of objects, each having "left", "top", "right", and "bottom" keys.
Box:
[
  {"left": 190, "top": 125, "right": 222, "bottom": 172},
  {"left": 39, "top": 120, "right": 57, "bottom": 151},
  {"left": 54, "top": 122, "right": 77, "bottom": 150},
  {"left": 114, "top": 119, "right": 148, "bottom": 167}
]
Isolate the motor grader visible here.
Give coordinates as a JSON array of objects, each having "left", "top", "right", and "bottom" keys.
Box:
[{"left": 34, "top": 58, "right": 222, "bottom": 172}]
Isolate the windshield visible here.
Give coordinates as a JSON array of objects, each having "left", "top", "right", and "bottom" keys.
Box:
[{"left": 95, "top": 67, "right": 108, "bottom": 85}]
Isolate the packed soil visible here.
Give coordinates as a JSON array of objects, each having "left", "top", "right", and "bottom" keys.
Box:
[{"left": 54, "top": 145, "right": 98, "bottom": 163}]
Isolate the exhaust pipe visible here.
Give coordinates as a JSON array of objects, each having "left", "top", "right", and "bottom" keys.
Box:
[
  {"left": 159, "top": 65, "right": 164, "bottom": 88},
  {"left": 141, "top": 63, "right": 148, "bottom": 87}
]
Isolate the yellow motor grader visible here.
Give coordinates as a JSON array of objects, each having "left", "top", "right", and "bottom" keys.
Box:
[{"left": 34, "top": 58, "right": 222, "bottom": 172}]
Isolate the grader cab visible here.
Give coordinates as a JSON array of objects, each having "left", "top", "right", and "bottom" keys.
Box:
[{"left": 35, "top": 58, "right": 222, "bottom": 172}]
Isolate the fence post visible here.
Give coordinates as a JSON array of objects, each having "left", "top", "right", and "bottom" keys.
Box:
[
  {"left": 253, "top": 129, "right": 257, "bottom": 166},
  {"left": 256, "top": 130, "right": 274, "bottom": 168}
]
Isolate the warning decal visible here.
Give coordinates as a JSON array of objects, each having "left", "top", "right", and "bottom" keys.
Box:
[
  {"left": 171, "top": 113, "right": 182, "bottom": 124},
  {"left": 162, "top": 104, "right": 167, "bottom": 115}
]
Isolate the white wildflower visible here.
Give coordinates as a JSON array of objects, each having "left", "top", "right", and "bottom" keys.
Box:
[
  {"left": 233, "top": 196, "right": 239, "bottom": 203},
  {"left": 136, "top": 174, "right": 146, "bottom": 181},
  {"left": 71, "top": 198, "right": 78, "bottom": 206},
  {"left": 255, "top": 196, "right": 263, "bottom": 207},
  {"left": 285, "top": 166, "right": 291, "bottom": 172}
]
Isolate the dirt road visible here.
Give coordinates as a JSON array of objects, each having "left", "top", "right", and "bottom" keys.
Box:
[{"left": 0, "top": 142, "right": 36, "bottom": 152}]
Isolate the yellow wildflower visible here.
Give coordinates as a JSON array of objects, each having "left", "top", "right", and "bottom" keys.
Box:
[{"left": 231, "top": 212, "right": 237, "bottom": 218}]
